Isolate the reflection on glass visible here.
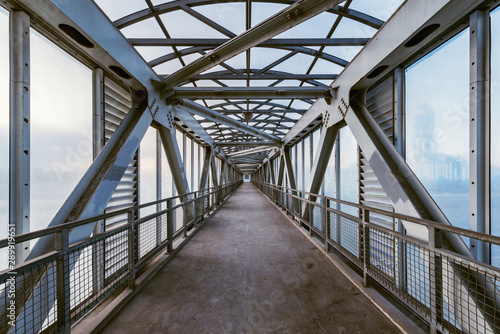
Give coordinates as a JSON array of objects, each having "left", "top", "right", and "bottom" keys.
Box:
[
  {"left": 161, "top": 141, "right": 173, "bottom": 203},
  {"left": 0, "top": 7, "right": 9, "bottom": 270},
  {"left": 304, "top": 135, "right": 311, "bottom": 191},
  {"left": 491, "top": 7, "right": 500, "bottom": 267},
  {"left": 186, "top": 137, "right": 192, "bottom": 190},
  {"left": 324, "top": 137, "right": 336, "bottom": 199},
  {"left": 340, "top": 126, "right": 359, "bottom": 256},
  {"left": 30, "top": 29, "right": 92, "bottom": 235},
  {"left": 140, "top": 127, "right": 157, "bottom": 217},
  {"left": 340, "top": 126, "right": 358, "bottom": 216},
  {"left": 405, "top": 29, "right": 470, "bottom": 234}
]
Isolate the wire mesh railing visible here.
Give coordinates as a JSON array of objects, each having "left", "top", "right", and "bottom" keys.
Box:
[
  {"left": 253, "top": 181, "right": 500, "bottom": 334},
  {"left": 0, "top": 181, "right": 241, "bottom": 333}
]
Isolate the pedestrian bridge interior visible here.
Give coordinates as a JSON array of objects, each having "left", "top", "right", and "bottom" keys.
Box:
[{"left": 1, "top": 0, "right": 500, "bottom": 333}]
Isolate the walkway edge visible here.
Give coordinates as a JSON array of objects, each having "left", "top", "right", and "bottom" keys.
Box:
[
  {"left": 255, "top": 185, "right": 426, "bottom": 334},
  {"left": 72, "top": 190, "right": 237, "bottom": 334}
]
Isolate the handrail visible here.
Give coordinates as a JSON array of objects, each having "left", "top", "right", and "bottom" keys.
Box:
[
  {"left": 0, "top": 182, "right": 240, "bottom": 249},
  {"left": 253, "top": 180, "right": 500, "bottom": 334},
  {"left": 254, "top": 181, "right": 500, "bottom": 245}
]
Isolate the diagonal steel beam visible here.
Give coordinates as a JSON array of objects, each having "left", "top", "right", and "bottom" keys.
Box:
[
  {"left": 159, "top": 0, "right": 345, "bottom": 90},
  {"left": 175, "top": 99, "right": 280, "bottom": 143}
]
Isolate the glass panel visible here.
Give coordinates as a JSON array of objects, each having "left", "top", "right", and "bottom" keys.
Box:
[
  {"left": 297, "top": 140, "right": 303, "bottom": 192},
  {"left": 30, "top": 29, "right": 92, "bottom": 235},
  {"left": 491, "top": 7, "right": 500, "bottom": 267},
  {"left": 186, "top": 137, "right": 192, "bottom": 190},
  {"left": 0, "top": 7, "right": 9, "bottom": 270},
  {"left": 325, "top": 137, "right": 337, "bottom": 199},
  {"left": 405, "top": 29, "right": 470, "bottom": 234},
  {"left": 193, "top": 143, "right": 199, "bottom": 192},
  {"left": 161, "top": 142, "right": 173, "bottom": 205},
  {"left": 139, "top": 127, "right": 157, "bottom": 217},
  {"left": 304, "top": 135, "right": 311, "bottom": 191},
  {"left": 340, "top": 126, "right": 358, "bottom": 215}
]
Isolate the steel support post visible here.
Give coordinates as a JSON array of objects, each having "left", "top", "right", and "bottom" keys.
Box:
[
  {"left": 158, "top": 124, "right": 194, "bottom": 222},
  {"left": 9, "top": 10, "right": 30, "bottom": 263},
  {"left": 284, "top": 148, "right": 298, "bottom": 213},
  {"left": 362, "top": 208, "right": 371, "bottom": 287},
  {"left": 191, "top": 137, "right": 194, "bottom": 189},
  {"left": 156, "top": 131, "right": 162, "bottom": 245},
  {"left": 393, "top": 66, "right": 407, "bottom": 290},
  {"left": 324, "top": 198, "right": 329, "bottom": 250},
  {"left": 92, "top": 67, "right": 105, "bottom": 296},
  {"left": 167, "top": 199, "right": 173, "bottom": 252},
  {"left": 127, "top": 211, "right": 137, "bottom": 289},
  {"left": 302, "top": 125, "right": 338, "bottom": 214},
  {"left": 335, "top": 135, "right": 340, "bottom": 243},
  {"left": 428, "top": 226, "right": 443, "bottom": 334},
  {"left": 55, "top": 228, "right": 70, "bottom": 333},
  {"left": 469, "top": 9, "right": 490, "bottom": 263}
]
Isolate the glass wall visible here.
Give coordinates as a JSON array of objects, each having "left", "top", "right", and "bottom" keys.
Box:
[
  {"left": 296, "top": 140, "right": 303, "bottom": 191},
  {"left": 30, "top": 29, "right": 92, "bottom": 234},
  {"left": 139, "top": 127, "right": 157, "bottom": 217},
  {"left": 491, "top": 7, "right": 500, "bottom": 267},
  {"left": 339, "top": 126, "right": 358, "bottom": 215},
  {"left": 405, "top": 29, "right": 470, "bottom": 233},
  {"left": 186, "top": 137, "right": 192, "bottom": 190},
  {"left": 0, "top": 6, "right": 9, "bottom": 270},
  {"left": 304, "top": 135, "right": 311, "bottom": 190}
]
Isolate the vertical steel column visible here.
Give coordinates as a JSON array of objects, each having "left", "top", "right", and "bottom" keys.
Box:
[
  {"left": 335, "top": 134, "right": 341, "bottom": 243},
  {"left": 470, "top": 10, "right": 490, "bottom": 263},
  {"left": 156, "top": 131, "right": 162, "bottom": 245},
  {"left": 190, "top": 136, "right": 194, "bottom": 190},
  {"left": 9, "top": 10, "right": 30, "bottom": 263},
  {"left": 394, "top": 67, "right": 407, "bottom": 289},
  {"left": 55, "top": 228, "right": 70, "bottom": 333},
  {"left": 92, "top": 67, "right": 105, "bottom": 295}
]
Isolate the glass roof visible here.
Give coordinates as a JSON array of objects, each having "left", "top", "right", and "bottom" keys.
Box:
[{"left": 93, "top": 0, "right": 404, "bottom": 164}]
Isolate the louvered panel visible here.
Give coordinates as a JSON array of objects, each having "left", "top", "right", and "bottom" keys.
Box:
[
  {"left": 359, "top": 76, "right": 396, "bottom": 228},
  {"left": 104, "top": 78, "right": 138, "bottom": 228}
]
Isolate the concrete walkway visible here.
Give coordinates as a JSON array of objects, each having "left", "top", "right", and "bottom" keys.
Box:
[{"left": 101, "top": 183, "right": 399, "bottom": 333}]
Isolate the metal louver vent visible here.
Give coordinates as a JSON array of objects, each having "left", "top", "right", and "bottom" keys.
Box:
[
  {"left": 359, "top": 76, "right": 395, "bottom": 229},
  {"left": 104, "top": 77, "right": 138, "bottom": 229}
]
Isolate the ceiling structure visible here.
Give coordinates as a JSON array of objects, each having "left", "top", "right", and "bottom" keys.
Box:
[{"left": 93, "top": 0, "right": 405, "bottom": 173}]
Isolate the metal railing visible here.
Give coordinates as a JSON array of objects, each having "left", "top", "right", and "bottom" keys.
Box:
[
  {"left": 253, "top": 181, "right": 500, "bottom": 334},
  {"left": 0, "top": 181, "right": 241, "bottom": 333}
]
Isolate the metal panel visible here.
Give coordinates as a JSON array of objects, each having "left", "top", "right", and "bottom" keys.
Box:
[
  {"left": 104, "top": 76, "right": 138, "bottom": 229},
  {"left": 360, "top": 76, "right": 395, "bottom": 228}
]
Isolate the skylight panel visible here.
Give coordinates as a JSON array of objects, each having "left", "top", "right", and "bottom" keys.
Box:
[
  {"left": 160, "top": 11, "right": 227, "bottom": 38},
  {"left": 308, "top": 58, "right": 344, "bottom": 74},
  {"left": 323, "top": 45, "right": 363, "bottom": 62},
  {"left": 222, "top": 52, "right": 246, "bottom": 70},
  {"left": 94, "top": 0, "right": 147, "bottom": 22},
  {"left": 271, "top": 53, "right": 316, "bottom": 74},
  {"left": 251, "top": 3, "right": 288, "bottom": 27},
  {"left": 274, "top": 12, "right": 338, "bottom": 38},
  {"left": 349, "top": 0, "right": 405, "bottom": 22},
  {"left": 195, "top": 3, "right": 246, "bottom": 35},
  {"left": 134, "top": 46, "right": 174, "bottom": 63},
  {"left": 121, "top": 18, "right": 165, "bottom": 38},
  {"left": 152, "top": 58, "right": 183, "bottom": 75},
  {"left": 250, "top": 48, "right": 291, "bottom": 69},
  {"left": 332, "top": 17, "right": 378, "bottom": 39}
]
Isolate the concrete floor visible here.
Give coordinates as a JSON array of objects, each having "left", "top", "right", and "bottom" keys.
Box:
[{"left": 101, "top": 183, "right": 400, "bottom": 334}]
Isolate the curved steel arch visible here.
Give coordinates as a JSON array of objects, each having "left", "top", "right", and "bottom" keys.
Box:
[
  {"left": 209, "top": 99, "right": 312, "bottom": 110},
  {"left": 149, "top": 45, "right": 348, "bottom": 69},
  {"left": 114, "top": 0, "right": 384, "bottom": 30}
]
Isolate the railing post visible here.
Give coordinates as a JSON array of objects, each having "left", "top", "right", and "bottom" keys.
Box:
[
  {"left": 55, "top": 228, "right": 70, "bottom": 333},
  {"left": 428, "top": 226, "right": 443, "bottom": 334},
  {"left": 167, "top": 199, "right": 173, "bottom": 253},
  {"left": 362, "top": 208, "right": 371, "bottom": 287},
  {"left": 324, "top": 198, "right": 329, "bottom": 251},
  {"left": 127, "top": 211, "right": 136, "bottom": 289}
]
